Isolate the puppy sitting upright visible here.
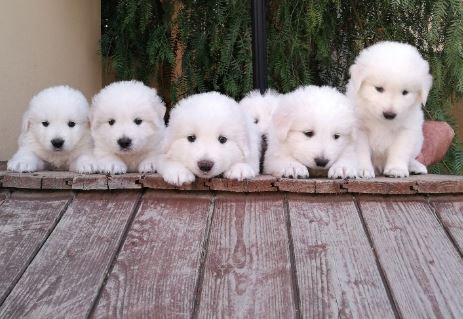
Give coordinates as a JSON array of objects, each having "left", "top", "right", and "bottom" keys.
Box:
[
  {"left": 157, "top": 92, "right": 259, "bottom": 186},
  {"left": 346, "top": 41, "right": 432, "bottom": 178},
  {"left": 264, "top": 85, "right": 357, "bottom": 179},
  {"left": 90, "top": 81, "right": 166, "bottom": 174},
  {"left": 8, "top": 86, "right": 95, "bottom": 173}
]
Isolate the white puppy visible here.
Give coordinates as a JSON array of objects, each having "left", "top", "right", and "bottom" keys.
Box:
[
  {"left": 90, "top": 81, "right": 166, "bottom": 174},
  {"left": 346, "top": 41, "right": 432, "bottom": 178},
  {"left": 239, "top": 89, "right": 280, "bottom": 173},
  {"left": 157, "top": 92, "right": 259, "bottom": 186},
  {"left": 8, "top": 86, "right": 95, "bottom": 173},
  {"left": 264, "top": 85, "right": 357, "bottom": 179},
  {"left": 239, "top": 89, "right": 280, "bottom": 135}
]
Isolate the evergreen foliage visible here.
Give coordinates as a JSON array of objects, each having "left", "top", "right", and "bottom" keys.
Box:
[{"left": 101, "top": 0, "right": 463, "bottom": 174}]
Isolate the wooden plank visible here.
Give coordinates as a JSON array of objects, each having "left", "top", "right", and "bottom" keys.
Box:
[
  {"left": 91, "top": 191, "right": 212, "bottom": 319},
  {"left": 430, "top": 196, "right": 463, "bottom": 254},
  {"left": 413, "top": 174, "right": 463, "bottom": 193},
  {"left": 345, "top": 178, "right": 416, "bottom": 194},
  {"left": 0, "top": 191, "right": 141, "bottom": 318},
  {"left": 274, "top": 178, "right": 316, "bottom": 193},
  {"left": 2, "top": 172, "right": 42, "bottom": 189},
  {"left": 140, "top": 174, "right": 209, "bottom": 191},
  {"left": 358, "top": 196, "right": 463, "bottom": 318},
  {"left": 288, "top": 194, "right": 395, "bottom": 318},
  {"left": 206, "top": 175, "right": 277, "bottom": 192},
  {"left": 0, "top": 190, "right": 8, "bottom": 205},
  {"left": 107, "top": 173, "right": 142, "bottom": 189},
  {"left": 197, "top": 193, "right": 295, "bottom": 318},
  {"left": 0, "top": 191, "right": 72, "bottom": 304},
  {"left": 71, "top": 174, "right": 108, "bottom": 190},
  {"left": 40, "top": 171, "right": 75, "bottom": 189}
]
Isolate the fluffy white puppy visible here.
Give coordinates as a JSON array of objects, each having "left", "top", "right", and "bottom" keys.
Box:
[
  {"left": 264, "top": 85, "right": 357, "bottom": 179},
  {"left": 90, "top": 81, "right": 166, "bottom": 174},
  {"left": 346, "top": 41, "right": 432, "bottom": 178},
  {"left": 157, "top": 92, "right": 259, "bottom": 186},
  {"left": 8, "top": 86, "right": 95, "bottom": 173},
  {"left": 239, "top": 89, "right": 280, "bottom": 135}
]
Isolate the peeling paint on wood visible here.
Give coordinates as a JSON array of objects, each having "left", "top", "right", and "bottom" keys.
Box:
[
  {"left": 359, "top": 196, "right": 463, "bottom": 318},
  {"left": 197, "top": 193, "right": 296, "bottom": 318},
  {"left": 0, "top": 191, "right": 141, "bottom": 318},
  {"left": 288, "top": 194, "right": 395, "bottom": 318}
]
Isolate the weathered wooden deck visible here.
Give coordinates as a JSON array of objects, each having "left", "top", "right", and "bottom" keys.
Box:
[{"left": 1, "top": 169, "right": 463, "bottom": 318}]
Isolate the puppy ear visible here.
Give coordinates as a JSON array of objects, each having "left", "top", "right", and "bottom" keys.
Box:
[
  {"left": 420, "top": 73, "right": 433, "bottom": 106},
  {"left": 348, "top": 64, "right": 366, "bottom": 94},
  {"left": 21, "top": 111, "right": 31, "bottom": 133},
  {"left": 272, "top": 106, "right": 293, "bottom": 142}
]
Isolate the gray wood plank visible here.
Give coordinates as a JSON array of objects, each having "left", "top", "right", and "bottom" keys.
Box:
[
  {"left": 0, "top": 191, "right": 72, "bottom": 304},
  {"left": 288, "top": 194, "right": 395, "bottom": 319},
  {"left": 430, "top": 196, "right": 463, "bottom": 255},
  {"left": 91, "top": 191, "right": 213, "bottom": 319},
  {"left": 0, "top": 191, "right": 141, "bottom": 319},
  {"left": 359, "top": 196, "right": 463, "bottom": 318},
  {"left": 197, "top": 193, "right": 295, "bottom": 318}
]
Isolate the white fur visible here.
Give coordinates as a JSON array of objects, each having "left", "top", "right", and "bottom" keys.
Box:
[
  {"left": 239, "top": 89, "right": 280, "bottom": 135},
  {"left": 90, "top": 80, "right": 166, "bottom": 174},
  {"left": 346, "top": 41, "right": 432, "bottom": 178},
  {"left": 7, "top": 86, "right": 95, "bottom": 173},
  {"left": 264, "top": 85, "right": 358, "bottom": 179},
  {"left": 157, "top": 92, "right": 259, "bottom": 186}
]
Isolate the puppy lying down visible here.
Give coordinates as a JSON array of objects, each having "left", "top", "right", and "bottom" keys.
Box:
[
  {"left": 90, "top": 81, "right": 166, "bottom": 174},
  {"left": 8, "top": 86, "right": 95, "bottom": 173},
  {"left": 347, "top": 41, "right": 432, "bottom": 178},
  {"left": 264, "top": 85, "right": 357, "bottom": 179},
  {"left": 157, "top": 92, "right": 260, "bottom": 186}
]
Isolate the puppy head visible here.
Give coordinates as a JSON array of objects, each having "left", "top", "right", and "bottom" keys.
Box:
[
  {"left": 347, "top": 41, "right": 432, "bottom": 121},
  {"left": 164, "top": 92, "right": 251, "bottom": 178},
  {"left": 274, "top": 86, "right": 356, "bottom": 169},
  {"left": 90, "top": 81, "right": 166, "bottom": 155},
  {"left": 239, "top": 89, "right": 280, "bottom": 135},
  {"left": 24, "top": 86, "right": 90, "bottom": 153}
]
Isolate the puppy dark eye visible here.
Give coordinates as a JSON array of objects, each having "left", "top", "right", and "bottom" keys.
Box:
[
  {"left": 218, "top": 136, "right": 227, "bottom": 144},
  {"left": 304, "top": 130, "right": 314, "bottom": 138},
  {"left": 187, "top": 135, "right": 196, "bottom": 142},
  {"left": 108, "top": 119, "right": 115, "bottom": 126},
  {"left": 402, "top": 90, "right": 409, "bottom": 95},
  {"left": 333, "top": 133, "right": 340, "bottom": 140},
  {"left": 68, "top": 121, "right": 76, "bottom": 128},
  {"left": 42, "top": 121, "right": 49, "bottom": 127},
  {"left": 254, "top": 118, "right": 259, "bottom": 124},
  {"left": 375, "top": 86, "right": 384, "bottom": 93},
  {"left": 134, "top": 118, "right": 142, "bottom": 125}
]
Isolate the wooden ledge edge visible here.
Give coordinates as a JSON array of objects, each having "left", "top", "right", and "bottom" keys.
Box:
[{"left": 1, "top": 170, "right": 463, "bottom": 194}]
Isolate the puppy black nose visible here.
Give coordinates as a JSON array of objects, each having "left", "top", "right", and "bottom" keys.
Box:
[
  {"left": 314, "top": 157, "right": 329, "bottom": 168},
  {"left": 117, "top": 137, "right": 132, "bottom": 149},
  {"left": 51, "top": 138, "right": 64, "bottom": 149},
  {"left": 383, "top": 111, "right": 397, "bottom": 120},
  {"left": 198, "top": 160, "right": 214, "bottom": 172}
]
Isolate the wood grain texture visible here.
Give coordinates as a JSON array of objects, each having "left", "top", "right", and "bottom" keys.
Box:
[
  {"left": 107, "top": 173, "right": 142, "bottom": 189},
  {"left": 2, "top": 172, "right": 42, "bottom": 189},
  {"left": 413, "top": 174, "right": 463, "bottom": 193},
  {"left": 345, "top": 178, "right": 416, "bottom": 194},
  {"left": 0, "top": 191, "right": 72, "bottom": 304},
  {"left": 205, "top": 176, "right": 277, "bottom": 192},
  {"left": 197, "top": 193, "right": 295, "bottom": 319},
  {"left": 288, "top": 194, "right": 395, "bottom": 318},
  {"left": 71, "top": 174, "right": 108, "bottom": 190},
  {"left": 91, "top": 191, "right": 212, "bottom": 319},
  {"left": 430, "top": 196, "right": 463, "bottom": 254},
  {"left": 359, "top": 196, "right": 463, "bottom": 318},
  {"left": 140, "top": 174, "right": 210, "bottom": 191},
  {"left": 0, "top": 191, "right": 141, "bottom": 318}
]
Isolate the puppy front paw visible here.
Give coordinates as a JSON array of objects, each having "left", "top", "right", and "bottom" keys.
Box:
[
  {"left": 409, "top": 159, "right": 427, "bottom": 175},
  {"left": 161, "top": 165, "right": 195, "bottom": 186},
  {"left": 71, "top": 157, "right": 98, "bottom": 174},
  {"left": 99, "top": 160, "right": 127, "bottom": 175},
  {"left": 138, "top": 158, "right": 156, "bottom": 173},
  {"left": 384, "top": 166, "right": 409, "bottom": 178},
  {"left": 7, "top": 158, "right": 43, "bottom": 172},
  {"left": 224, "top": 163, "right": 256, "bottom": 181},
  {"left": 273, "top": 161, "right": 309, "bottom": 179},
  {"left": 328, "top": 164, "right": 357, "bottom": 179},
  {"left": 357, "top": 166, "right": 375, "bottom": 179}
]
